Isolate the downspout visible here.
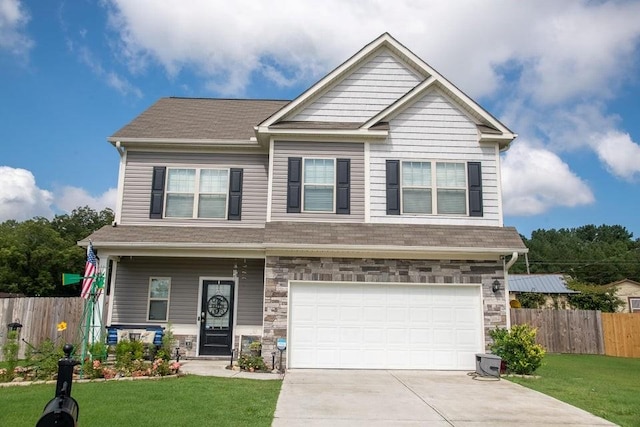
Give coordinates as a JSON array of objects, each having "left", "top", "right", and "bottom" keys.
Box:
[
  {"left": 115, "top": 140, "right": 124, "bottom": 155},
  {"left": 505, "top": 252, "right": 519, "bottom": 270},
  {"left": 504, "top": 251, "right": 519, "bottom": 329}
]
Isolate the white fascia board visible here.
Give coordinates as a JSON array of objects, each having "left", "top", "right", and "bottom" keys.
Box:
[
  {"left": 480, "top": 133, "right": 518, "bottom": 150},
  {"left": 258, "top": 34, "right": 394, "bottom": 127},
  {"left": 379, "top": 37, "right": 517, "bottom": 138},
  {"left": 361, "top": 76, "right": 436, "bottom": 129},
  {"left": 265, "top": 243, "right": 528, "bottom": 258},
  {"left": 114, "top": 149, "right": 126, "bottom": 225},
  {"left": 259, "top": 33, "right": 430, "bottom": 127},
  {"left": 108, "top": 137, "right": 260, "bottom": 148},
  {"left": 88, "top": 244, "right": 266, "bottom": 259},
  {"left": 258, "top": 127, "right": 388, "bottom": 140}
]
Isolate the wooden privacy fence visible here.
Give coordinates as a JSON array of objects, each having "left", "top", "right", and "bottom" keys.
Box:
[
  {"left": 602, "top": 313, "right": 640, "bottom": 358},
  {"left": 510, "top": 308, "right": 605, "bottom": 354},
  {"left": 0, "top": 297, "right": 84, "bottom": 361}
]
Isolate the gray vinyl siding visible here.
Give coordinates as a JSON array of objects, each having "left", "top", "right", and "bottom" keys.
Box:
[
  {"left": 111, "top": 257, "right": 264, "bottom": 326},
  {"left": 120, "top": 151, "right": 268, "bottom": 226},
  {"left": 292, "top": 50, "right": 422, "bottom": 122},
  {"left": 370, "top": 88, "right": 502, "bottom": 226},
  {"left": 271, "top": 141, "right": 365, "bottom": 221}
]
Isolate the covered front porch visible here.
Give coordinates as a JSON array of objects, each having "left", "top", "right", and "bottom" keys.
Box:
[{"left": 82, "top": 225, "right": 267, "bottom": 359}]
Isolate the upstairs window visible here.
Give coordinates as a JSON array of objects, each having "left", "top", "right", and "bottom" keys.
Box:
[
  {"left": 303, "top": 158, "right": 335, "bottom": 212},
  {"left": 387, "top": 160, "right": 482, "bottom": 217},
  {"left": 400, "top": 161, "right": 467, "bottom": 215},
  {"left": 165, "top": 168, "right": 229, "bottom": 218}
]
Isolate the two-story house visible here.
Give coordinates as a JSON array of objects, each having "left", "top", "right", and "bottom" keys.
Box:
[{"left": 83, "top": 33, "right": 526, "bottom": 370}]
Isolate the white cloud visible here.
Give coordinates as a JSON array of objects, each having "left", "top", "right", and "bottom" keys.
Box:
[
  {"left": 591, "top": 131, "right": 640, "bottom": 181},
  {"left": 75, "top": 44, "right": 143, "bottom": 98},
  {"left": 0, "top": 166, "right": 53, "bottom": 221},
  {"left": 0, "top": 0, "right": 33, "bottom": 55},
  {"left": 53, "top": 186, "right": 117, "bottom": 214},
  {"left": 0, "top": 167, "right": 117, "bottom": 222},
  {"left": 100, "top": 0, "right": 640, "bottom": 214},
  {"left": 501, "top": 142, "right": 594, "bottom": 216},
  {"left": 103, "top": 0, "right": 640, "bottom": 100}
]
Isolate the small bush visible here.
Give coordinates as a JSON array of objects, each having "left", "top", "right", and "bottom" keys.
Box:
[
  {"left": 489, "top": 324, "right": 545, "bottom": 375},
  {"left": 237, "top": 354, "right": 267, "bottom": 372},
  {"left": 25, "top": 339, "right": 64, "bottom": 380},
  {"left": 115, "top": 339, "right": 144, "bottom": 373},
  {"left": 1, "top": 331, "right": 19, "bottom": 382},
  {"left": 518, "top": 293, "right": 548, "bottom": 309}
]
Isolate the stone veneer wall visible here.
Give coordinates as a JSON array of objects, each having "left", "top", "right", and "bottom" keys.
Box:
[{"left": 262, "top": 256, "right": 506, "bottom": 366}]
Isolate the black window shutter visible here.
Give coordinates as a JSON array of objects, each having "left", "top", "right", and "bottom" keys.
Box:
[
  {"left": 386, "top": 160, "right": 400, "bottom": 215},
  {"left": 468, "top": 162, "right": 483, "bottom": 217},
  {"left": 149, "top": 166, "right": 166, "bottom": 219},
  {"left": 336, "top": 159, "right": 350, "bottom": 214},
  {"left": 287, "top": 157, "right": 302, "bottom": 213},
  {"left": 228, "top": 168, "right": 243, "bottom": 220}
]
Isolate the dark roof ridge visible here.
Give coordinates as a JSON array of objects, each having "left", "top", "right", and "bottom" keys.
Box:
[{"left": 166, "top": 96, "right": 292, "bottom": 102}]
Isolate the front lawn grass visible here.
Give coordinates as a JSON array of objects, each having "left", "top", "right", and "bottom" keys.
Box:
[
  {"left": 0, "top": 375, "right": 281, "bottom": 427},
  {"left": 508, "top": 353, "right": 640, "bottom": 427}
]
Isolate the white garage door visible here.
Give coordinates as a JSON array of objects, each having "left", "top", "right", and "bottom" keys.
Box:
[{"left": 289, "top": 282, "right": 483, "bottom": 370}]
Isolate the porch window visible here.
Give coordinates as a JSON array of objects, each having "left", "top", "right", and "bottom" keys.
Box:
[
  {"left": 165, "top": 168, "right": 229, "bottom": 218},
  {"left": 147, "top": 277, "right": 170, "bottom": 321}
]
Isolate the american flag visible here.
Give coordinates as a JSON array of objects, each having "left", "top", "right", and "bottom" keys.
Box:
[{"left": 80, "top": 243, "right": 97, "bottom": 299}]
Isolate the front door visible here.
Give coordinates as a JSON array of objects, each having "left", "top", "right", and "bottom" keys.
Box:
[{"left": 199, "top": 280, "right": 234, "bottom": 355}]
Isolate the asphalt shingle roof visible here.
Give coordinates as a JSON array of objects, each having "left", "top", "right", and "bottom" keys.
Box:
[
  {"left": 110, "top": 98, "right": 290, "bottom": 141},
  {"left": 84, "top": 222, "right": 526, "bottom": 254}
]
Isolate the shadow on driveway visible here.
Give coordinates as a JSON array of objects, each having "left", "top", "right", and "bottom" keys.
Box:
[{"left": 272, "top": 370, "right": 615, "bottom": 426}]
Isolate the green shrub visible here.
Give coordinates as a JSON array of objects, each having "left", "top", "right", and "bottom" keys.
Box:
[
  {"left": 517, "top": 293, "right": 548, "bottom": 309},
  {"left": 158, "top": 324, "right": 175, "bottom": 361},
  {"left": 237, "top": 354, "right": 267, "bottom": 372},
  {"left": 489, "top": 324, "right": 546, "bottom": 375},
  {"left": 115, "top": 339, "right": 144, "bottom": 372},
  {"left": 25, "top": 338, "right": 64, "bottom": 380},
  {"left": 1, "top": 331, "right": 19, "bottom": 381}
]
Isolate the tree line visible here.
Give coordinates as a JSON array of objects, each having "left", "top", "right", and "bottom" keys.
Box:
[
  {"left": 511, "top": 224, "right": 640, "bottom": 285},
  {"left": 1, "top": 214, "right": 638, "bottom": 298},
  {"left": 0, "top": 207, "right": 114, "bottom": 297}
]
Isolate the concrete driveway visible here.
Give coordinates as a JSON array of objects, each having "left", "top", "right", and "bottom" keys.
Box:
[{"left": 272, "top": 370, "right": 615, "bottom": 426}]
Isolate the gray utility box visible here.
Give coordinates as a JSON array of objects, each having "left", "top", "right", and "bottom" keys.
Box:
[{"left": 475, "top": 353, "right": 502, "bottom": 378}]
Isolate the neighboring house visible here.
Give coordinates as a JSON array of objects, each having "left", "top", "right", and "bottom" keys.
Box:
[
  {"left": 605, "top": 279, "right": 640, "bottom": 313},
  {"left": 508, "top": 274, "right": 578, "bottom": 309},
  {"left": 83, "top": 33, "right": 526, "bottom": 370}
]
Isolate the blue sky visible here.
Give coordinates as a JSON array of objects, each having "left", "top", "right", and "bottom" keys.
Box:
[{"left": 1, "top": 0, "right": 640, "bottom": 239}]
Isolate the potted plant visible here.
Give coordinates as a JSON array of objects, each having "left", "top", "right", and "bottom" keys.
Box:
[{"left": 249, "top": 340, "right": 262, "bottom": 356}]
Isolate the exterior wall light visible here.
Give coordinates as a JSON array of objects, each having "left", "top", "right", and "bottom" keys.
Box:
[{"left": 492, "top": 280, "right": 501, "bottom": 293}]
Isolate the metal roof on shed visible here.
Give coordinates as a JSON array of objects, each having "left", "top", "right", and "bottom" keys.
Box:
[{"left": 509, "top": 274, "right": 579, "bottom": 294}]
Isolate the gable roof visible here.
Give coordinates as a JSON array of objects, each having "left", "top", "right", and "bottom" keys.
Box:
[
  {"left": 605, "top": 278, "right": 640, "bottom": 289},
  {"left": 109, "top": 98, "right": 289, "bottom": 144},
  {"left": 257, "top": 33, "right": 516, "bottom": 148},
  {"left": 509, "top": 274, "right": 579, "bottom": 294}
]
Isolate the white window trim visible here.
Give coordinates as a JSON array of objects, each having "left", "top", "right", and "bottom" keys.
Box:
[
  {"left": 147, "top": 277, "right": 171, "bottom": 323},
  {"left": 164, "top": 167, "right": 230, "bottom": 219},
  {"left": 400, "top": 160, "right": 468, "bottom": 216},
  {"left": 630, "top": 297, "right": 640, "bottom": 313},
  {"left": 302, "top": 157, "right": 336, "bottom": 213}
]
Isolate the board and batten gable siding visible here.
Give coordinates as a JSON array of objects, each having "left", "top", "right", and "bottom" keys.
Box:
[
  {"left": 370, "top": 88, "right": 502, "bottom": 226},
  {"left": 120, "top": 151, "right": 268, "bottom": 226},
  {"left": 271, "top": 141, "right": 365, "bottom": 221},
  {"left": 111, "top": 257, "right": 264, "bottom": 326},
  {"left": 292, "top": 50, "right": 423, "bottom": 122}
]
